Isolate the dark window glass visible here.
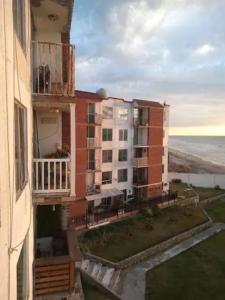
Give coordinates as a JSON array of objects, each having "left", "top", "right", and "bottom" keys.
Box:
[
  {"left": 102, "top": 128, "right": 112, "bottom": 141},
  {"left": 119, "top": 129, "right": 128, "bottom": 141},
  {"left": 118, "top": 169, "right": 127, "bottom": 182},
  {"left": 118, "top": 149, "right": 127, "bottom": 161},
  {"left": 102, "top": 171, "right": 112, "bottom": 184},
  {"left": 15, "top": 101, "right": 27, "bottom": 196},
  {"left": 102, "top": 150, "right": 112, "bottom": 163},
  {"left": 13, "top": 0, "right": 26, "bottom": 50}
]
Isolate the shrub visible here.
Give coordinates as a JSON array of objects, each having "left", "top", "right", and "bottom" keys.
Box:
[
  {"left": 172, "top": 179, "right": 182, "bottom": 183},
  {"left": 214, "top": 185, "right": 221, "bottom": 190}
]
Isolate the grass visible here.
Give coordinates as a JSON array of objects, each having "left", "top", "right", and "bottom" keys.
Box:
[
  {"left": 79, "top": 206, "right": 208, "bottom": 262},
  {"left": 146, "top": 232, "right": 225, "bottom": 300},
  {"left": 170, "top": 181, "right": 196, "bottom": 198},
  {"left": 82, "top": 280, "right": 113, "bottom": 300},
  {"left": 195, "top": 187, "right": 225, "bottom": 201},
  {"left": 205, "top": 200, "right": 225, "bottom": 223}
]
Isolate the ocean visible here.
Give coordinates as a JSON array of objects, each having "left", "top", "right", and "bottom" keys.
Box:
[{"left": 169, "top": 136, "right": 225, "bottom": 166}]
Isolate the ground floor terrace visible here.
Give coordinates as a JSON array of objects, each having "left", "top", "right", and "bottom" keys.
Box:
[{"left": 69, "top": 191, "right": 177, "bottom": 230}]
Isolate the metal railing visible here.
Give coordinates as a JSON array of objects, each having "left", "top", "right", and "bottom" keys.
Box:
[
  {"left": 132, "top": 157, "right": 149, "bottom": 167},
  {"left": 87, "top": 113, "right": 102, "bottom": 125},
  {"left": 33, "top": 158, "right": 70, "bottom": 194},
  {"left": 87, "top": 137, "right": 101, "bottom": 148},
  {"left": 32, "top": 41, "right": 75, "bottom": 96}
]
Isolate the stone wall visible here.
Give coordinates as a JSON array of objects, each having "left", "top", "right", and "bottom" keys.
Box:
[
  {"left": 85, "top": 220, "right": 211, "bottom": 270},
  {"left": 80, "top": 270, "right": 121, "bottom": 300}
]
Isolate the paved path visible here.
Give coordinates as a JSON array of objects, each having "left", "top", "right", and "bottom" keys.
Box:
[{"left": 117, "top": 223, "right": 225, "bottom": 300}]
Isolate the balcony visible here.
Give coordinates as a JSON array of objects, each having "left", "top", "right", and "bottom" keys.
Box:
[
  {"left": 87, "top": 160, "right": 101, "bottom": 172},
  {"left": 32, "top": 41, "right": 75, "bottom": 96},
  {"left": 33, "top": 158, "right": 70, "bottom": 195},
  {"left": 133, "top": 108, "right": 149, "bottom": 127},
  {"left": 133, "top": 157, "right": 149, "bottom": 167},
  {"left": 86, "top": 184, "right": 101, "bottom": 195},
  {"left": 133, "top": 178, "right": 148, "bottom": 186},
  {"left": 87, "top": 137, "right": 101, "bottom": 148},
  {"left": 87, "top": 113, "right": 102, "bottom": 125}
]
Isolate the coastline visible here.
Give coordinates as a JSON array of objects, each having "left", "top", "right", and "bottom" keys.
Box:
[{"left": 169, "top": 148, "right": 225, "bottom": 174}]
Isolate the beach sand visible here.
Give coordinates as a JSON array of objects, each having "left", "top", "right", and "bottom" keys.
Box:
[{"left": 169, "top": 149, "right": 225, "bottom": 174}]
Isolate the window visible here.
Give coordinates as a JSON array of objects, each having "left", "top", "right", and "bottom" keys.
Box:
[
  {"left": 87, "top": 126, "right": 95, "bottom": 138},
  {"left": 119, "top": 129, "right": 128, "bottom": 141},
  {"left": 118, "top": 149, "right": 127, "bottom": 161},
  {"left": 87, "top": 103, "right": 95, "bottom": 123},
  {"left": 118, "top": 108, "right": 128, "bottom": 120},
  {"left": 102, "top": 128, "right": 112, "bottom": 141},
  {"left": 118, "top": 169, "right": 128, "bottom": 182},
  {"left": 87, "top": 150, "right": 95, "bottom": 170},
  {"left": 17, "top": 237, "right": 29, "bottom": 300},
  {"left": 101, "top": 197, "right": 112, "bottom": 208},
  {"left": 102, "top": 150, "right": 112, "bottom": 163},
  {"left": 102, "top": 171, "right": 112, "bottom": 184},
  {"left": 15, "top": 101, "right": 27, "bottom": 197},
  {"left": 103, "top": 106, "right": 113, "bottom": 119},
  {"left": 13, "top": 0, "right": 26, "bottom": 50}
]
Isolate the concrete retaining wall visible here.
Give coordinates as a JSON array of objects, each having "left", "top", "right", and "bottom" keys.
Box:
[
  {"left": 80, "top": 270, "right": 121, "bottom": 300},
  {"left": 169, "top": 173, "right": 225, "bottom": 188},
  {"left": 86, "top": 220, "right": 211, "bottom": 270}
]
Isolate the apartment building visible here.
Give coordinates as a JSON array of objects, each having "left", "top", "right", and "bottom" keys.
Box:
[
  {"left": 68, "top": 91, "right": 169, "bottom": 228},
  {"left": 0, "top": 0, "right": 34, "bottom": 299},
  {"left": 30, "top": 0, "right": 81, "bottom": 298}
]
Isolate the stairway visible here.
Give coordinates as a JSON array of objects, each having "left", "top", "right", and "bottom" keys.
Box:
[{"left": 81, "top": 259, "right": 121, "bottom": 292}]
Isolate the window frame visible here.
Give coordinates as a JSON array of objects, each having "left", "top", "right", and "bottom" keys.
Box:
[
  {"left": 118, "top": 107, "right": 128, "bottom": 121},
  {"left": 17, "top": 235, "right": 29, "bottom": 300},
  {"left": 118, "top": 149, "right": 128, "bottom": 162},
  {"left": 102, "top": 171, "right": 112, "bottom": 185},
  {"left": 13, "top": 0, "right": 26, "bottom": 52},
  {"left": 118, "top": 169, "right": 128, "bottom": 183},
  {"left": 102, "top": 150, "right": 113, "bottom": 163},
  {"left": 15, "top": 100, "right": 28, "bottom": 199},
  {"left": 119, "top": 129, "right": 128, "bottom": 141},
  {"left": 102, "top": 128, "right": 113, "bottom": 141},
  {"left": 103, "top": 106, "right": 113, "bottom": 119}
]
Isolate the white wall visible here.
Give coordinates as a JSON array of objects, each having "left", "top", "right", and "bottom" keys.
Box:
[
  {"left": 0, "top": 1, "right": 33, "bottom": 299},
  {"left": 36, "top": 110, "right": 62, "bottom": 157},
  {"left": 169, "top": 173, "right": 225, "bottom": 189},
  {"left": 101, "top": 98, "right": 133, "bottom": 198}
]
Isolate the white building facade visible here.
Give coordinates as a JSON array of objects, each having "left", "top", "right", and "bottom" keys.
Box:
[
  {"left": 0, "top": 0, "right": 34, "bottom": 299},
  {"left": 101, "top": 98, "right": 134, "bottom": 201}
]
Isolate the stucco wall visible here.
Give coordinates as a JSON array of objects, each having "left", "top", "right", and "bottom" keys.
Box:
[
  {"left": 0, "top": 1, "right": 34, "bottom": 299},
  {"left": 101, "top": 98, "right": 133, "bottom": 198}
]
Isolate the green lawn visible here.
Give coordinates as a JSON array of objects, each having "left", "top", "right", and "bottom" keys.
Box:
[
  {"left": 205, "top": 200, "right": 225, "bottom": 223},
  {"left": 195, "top": 187, "right": 225, "bottom": 201},
  {"left": 170, "top": 181, "right": 196, "bottom": 198},
  {"left": 146, "top": 232, "right": 225, "bottom": 300},
  {"left": 79, "top": 206, "right": 207, "bottom": 262},
  {"left": 82, "top": 280, "right": 113, "bottom": 300}
]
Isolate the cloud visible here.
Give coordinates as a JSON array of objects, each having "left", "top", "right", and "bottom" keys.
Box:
[
  {"left": 71, "top": 0, "right": 225, "bottom": 129},
  {"left": 194, "top": 44, "right": 215, "bottom": 56}
]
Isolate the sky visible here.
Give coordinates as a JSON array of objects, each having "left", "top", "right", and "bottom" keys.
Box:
[{"left": 71, "top": 0, "right": 225, "bottom": 135}]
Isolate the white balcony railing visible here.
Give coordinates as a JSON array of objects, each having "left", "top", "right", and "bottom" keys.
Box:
[
  {"left": 87, "top": 137, "right": 101, "bottom": 148},
  {"left": 132, "top": 157, "right": 149, "bottom": 167},
  {"left": 33, "top": 158, "right": 70, "bottom": 194},
  {"left": 32, "top": 41, "right": 75, "bottom": 96}
]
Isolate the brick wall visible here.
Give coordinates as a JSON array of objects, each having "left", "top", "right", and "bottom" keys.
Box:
[{"left": 148, "top": 107, "right": 164, "bottom": 199}]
